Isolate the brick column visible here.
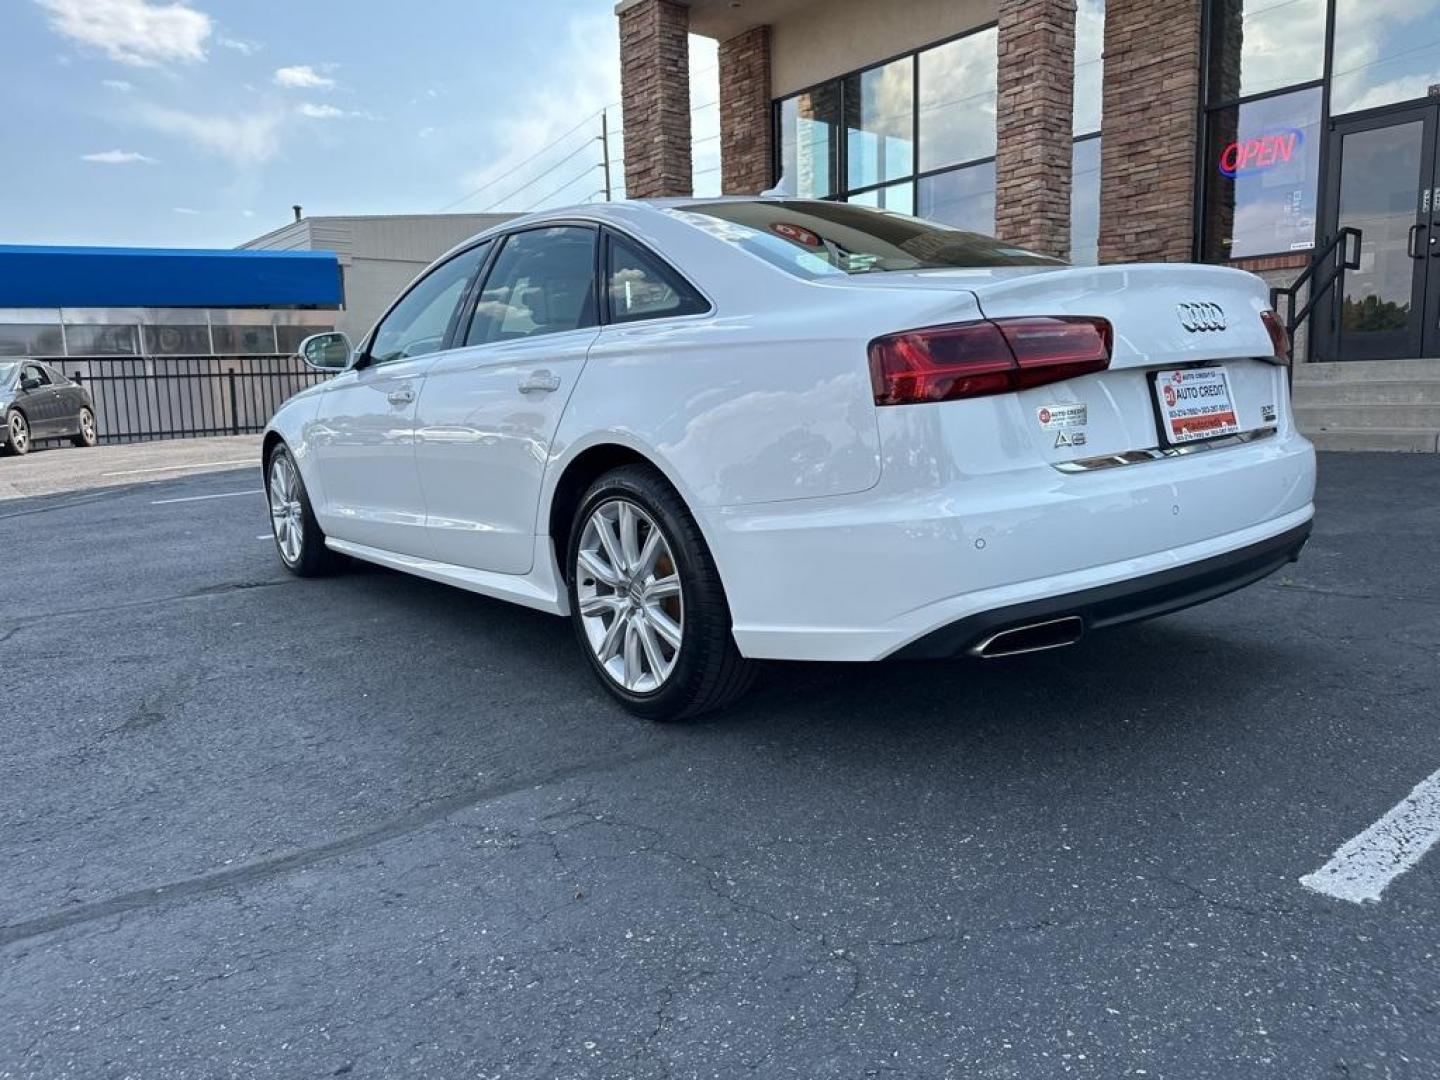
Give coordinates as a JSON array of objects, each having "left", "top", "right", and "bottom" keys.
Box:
[
  {"left": 619, "top": 0, "right": 693, "bottom": 199},
  {"left": 1098, "top": 0, "right": 1204, "bottom": 263},
  {"left": 994, "top": 0, "right": 1076, "bottom": 260},
  {"left": 719, "top": 25, "right": 773, "bottom": 195}
]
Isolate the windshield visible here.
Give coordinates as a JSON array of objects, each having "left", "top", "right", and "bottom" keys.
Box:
[
  {"left": 670, "top": 200, "right": 1063, "bottom": 279},
  {"left": 0, "top": 362, "right": 17, "bottom": 387}
]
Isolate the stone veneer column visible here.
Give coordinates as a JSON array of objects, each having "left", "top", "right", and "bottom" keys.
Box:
[
  {"left": 619, "top": 0, "right": 693, "bottom": 198},
  {"left": 719, "top": 25, "right": 773, "bottom": 195},
  {"left": 994, "top": 0, "right": 1077, "bottom": 260},
  {"left": 1098, "top": 0, "right": 1204, "bottom": 262}
]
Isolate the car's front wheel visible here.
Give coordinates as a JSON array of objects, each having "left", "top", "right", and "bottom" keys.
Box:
[
  {"left": 71, "top": 407, "right": 98, "bottom": 448},
  {"left": 266, "top": 444, "right": 342, "bottom": 577},
  {"left": 567, "top": 465, "right": 755, "bottom": 721},
  {"left": 3, "top": 410, "right": 30, "bottom": 456}
]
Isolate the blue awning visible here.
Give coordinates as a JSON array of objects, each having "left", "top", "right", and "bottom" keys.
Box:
[{"left": 0, "top": 245, "right": 342, "bottom": 309}]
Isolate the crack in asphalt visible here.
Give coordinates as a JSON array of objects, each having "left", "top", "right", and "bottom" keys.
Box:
[
  {"left": 0, "top": 487, "right": 136, "bottom": 520},
  {"left": 0, "top": 579, "right": 290, "bottom": 633},
  {"left": 0, "top": 746, "right": 670, "bottom": 950}
]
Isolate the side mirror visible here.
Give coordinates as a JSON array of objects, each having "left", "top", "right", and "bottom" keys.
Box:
[
  {"left": 297, "top": 331, "right": 353, "bottom": 371},
  {"left": 20, "top": 375, "right": 41, "bottom": 391}
]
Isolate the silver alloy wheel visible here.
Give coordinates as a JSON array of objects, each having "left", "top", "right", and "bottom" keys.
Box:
[
  {"left": 79, "top": 408, "right": 96, "bottom": 444},
  {"left": 576, "top": 498, "right": 684, "bottom": 693},
  {"left": 268, "top": 453, "right": 305, "bottom": 565},
  {"left": 9, "top": 412, "right": 27, "bottom": 454}
]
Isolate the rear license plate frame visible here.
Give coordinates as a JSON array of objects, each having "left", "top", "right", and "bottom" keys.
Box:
[{"left": 1149, "top": 366, "right": 1241, "bottom": 448}]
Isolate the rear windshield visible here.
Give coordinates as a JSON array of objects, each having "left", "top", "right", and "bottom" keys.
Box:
[{"left": 669, "top": 200, "right": 1062, "bottom": 279}]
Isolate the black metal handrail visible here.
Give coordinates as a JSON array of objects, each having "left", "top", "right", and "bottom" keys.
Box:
[{"left": 1269, "top": 226, "right": 1361, "bottom": 365}]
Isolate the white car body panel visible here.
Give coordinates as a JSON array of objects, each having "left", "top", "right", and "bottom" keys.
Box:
[
  {"left": 415, "top": 327, "right": 598, "bottom": 574},
  {"left": 265, "top": 199, "right": 1316, "bottom": 663},
  {"left": 309, "top": 356, "right": 435, "bottom": 554}
]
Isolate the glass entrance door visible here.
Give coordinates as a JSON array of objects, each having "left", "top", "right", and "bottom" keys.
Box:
[{"left": 1320, "top": 104, "right": 1440, "bottom": 361}]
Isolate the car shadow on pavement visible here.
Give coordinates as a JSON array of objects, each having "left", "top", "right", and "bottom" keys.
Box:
[{"left": 344, "top": 559, "right": 1303, "bottom": 763}]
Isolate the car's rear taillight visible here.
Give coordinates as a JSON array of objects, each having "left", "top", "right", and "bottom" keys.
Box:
[
  {"left": 867, "top": 317, "right": 1112, "bottom": 406},
  {"left": 1260, "top": 309, "right": 1290, "bottom": 362}
]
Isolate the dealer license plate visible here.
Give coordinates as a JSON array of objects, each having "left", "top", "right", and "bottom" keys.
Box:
[{"left": 1152, "top": 367, "right": 1240, "bottom": 445}]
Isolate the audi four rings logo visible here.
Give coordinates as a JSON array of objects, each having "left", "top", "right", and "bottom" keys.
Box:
[{"left": 1177, "top": 302, "right": 1227, "bottom": 332}]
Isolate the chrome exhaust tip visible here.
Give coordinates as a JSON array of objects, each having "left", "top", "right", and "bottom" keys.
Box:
[{"left": 972, "top": 615, "right": 1084, "bottom": 659}]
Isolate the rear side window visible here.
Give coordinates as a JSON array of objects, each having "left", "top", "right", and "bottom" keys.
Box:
[
  {"left": 466, "top": 227, "right": 598, "bottom": 346},
  {"left": 605, "top": 233, "right": 709, "bottom": 323}
]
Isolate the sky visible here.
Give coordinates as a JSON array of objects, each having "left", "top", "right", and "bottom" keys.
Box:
[{"left": 0, "top": 0, "right": 720, "bottom": 249}]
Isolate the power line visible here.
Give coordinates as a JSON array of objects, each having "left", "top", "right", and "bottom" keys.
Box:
[
  {"left": 440, "top": 109, "right": 604, "bottom": 211},
  {"left": 524, "top": 166, "right": 605, "bottom": 212},
  {"left": 478, "top": 138, "right": 601, "bottom": 213}
]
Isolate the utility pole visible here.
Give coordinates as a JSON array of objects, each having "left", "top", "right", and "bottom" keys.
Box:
[{"left": 598, "top": 109, "right": 613, "bottom": 202}]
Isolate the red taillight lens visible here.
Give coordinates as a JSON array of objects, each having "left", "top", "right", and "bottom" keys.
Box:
[
  {"left": 1260, "top": 309, "right": 1290, "bottom": 362},
  {"left": 868, "top": 317, "right": 1112, "bottom": 406}
]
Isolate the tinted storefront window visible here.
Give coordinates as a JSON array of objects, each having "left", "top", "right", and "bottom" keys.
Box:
[
  {"left": 0, "top": 323, "right": 64, "bottom": 356},
  {"left": 1204, "top": 87, "right": 1323, "bottom": 261},
  {"left": 778, "top": 87, "right": 841, "bottom": 199},
  {"left": 917, "top": 30, "right": 998, "bottom": 171},
  {"left": 143, "top": 324, "right": 212, "bottom": 355},
  {"left": 64, "top": 324, "right": 138, "bottom": 355},
  {"left": 845, "top": 57, "right": 914, "bottom": 190},
  {"left": 917, "top": 161, "right": 996, "bottom": 234},
  {"left": 212, "top": 325, "right": 279, "bottom": 355},
  {"left": 775, "top": 26, "right": 997, "bottom": 218},
  {"left": 1207, "top": 0, "right": 1327, "bottom": 104},
  {"left": 1331, "top": 0, "right": 1440, "bottom": 115},
  {"left": 848, "top": 180, "right": 916, "bottom": 215}
]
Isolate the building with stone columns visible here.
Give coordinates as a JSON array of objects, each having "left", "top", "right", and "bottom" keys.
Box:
[{"left": 614, "top": 0, "right": 1440, "bottom": 450}]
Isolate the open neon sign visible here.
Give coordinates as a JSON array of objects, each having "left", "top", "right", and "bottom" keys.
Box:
[{"left": 1218, "top": 128, "right": 1304, "bottom": 177}]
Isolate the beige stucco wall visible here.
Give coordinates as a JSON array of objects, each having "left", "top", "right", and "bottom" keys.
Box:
[{"left": 766, "top": 0, "right": 997, "bottom": 96}]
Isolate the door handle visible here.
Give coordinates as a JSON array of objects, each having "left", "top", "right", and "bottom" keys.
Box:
[
  {"left": 1408, "top": 223, "right": 1427, "bottom": 259},
  {"left": 386, "top": 387, "right": 414, "bottom": 406},
  {"left": 519, "top": 370, "right": 562, "bottom": 394}
]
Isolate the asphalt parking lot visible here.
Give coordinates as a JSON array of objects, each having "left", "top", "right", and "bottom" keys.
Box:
[{"left": 2, "top": 450, "right": 1438, "bottom": 1079}]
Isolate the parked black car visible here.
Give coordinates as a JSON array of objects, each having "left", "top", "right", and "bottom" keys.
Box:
[{"left": 0, "top": 361, "right": 97, "bottom": 456}]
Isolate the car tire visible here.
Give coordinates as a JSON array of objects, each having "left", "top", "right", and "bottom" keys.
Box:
[
  {"left": 567, "top": 464, "right": 756, "bottom": 721},
  {"left": 3, "top": 410, "right": 30, "bottom": 456},
  {"left": 265, "top": 443, "right": 343, "bottom": 577},
  {"left": 71, "top": 407, "right": 98, "bottom": 448}
]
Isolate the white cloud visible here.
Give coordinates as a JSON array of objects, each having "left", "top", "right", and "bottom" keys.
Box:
[
  {"left": 274, "top": 64, "right": 334, "bottom": 90},
  {"left": 133, "top": 102, "right": 286, "bottom": 166},
  {"left": 81, "top": 148, "right": 156, "bottom": 163},
  {"left": 217, "top": 35, "right": 258, "bottom": 55},
  {"left": 35, "top": 0, "right": 211, "bottom": 67},
  {"left": 242, "top": 209, "right": 256, "bottom": 218},
  {"left": 418, "top": 126, "right": 436, "bottom": 139},
  {"left": 101, "top": 78, "right": 133, "bottom": 91},
  {"left": 172, "top": 206, "right": 200, "bottom": 214},
  {"left": 296, "top": 102, "right": 344, "bottom": 119}
]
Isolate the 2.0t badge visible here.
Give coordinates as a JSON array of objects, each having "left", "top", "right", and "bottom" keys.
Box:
[{"left": 1177, "top": 302, "right": 1226, "bottom": 332}]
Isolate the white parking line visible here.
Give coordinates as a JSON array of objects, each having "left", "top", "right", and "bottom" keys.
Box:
[
  {"left": 1300, "top": 767, "right": 1440, "bottom": 904},
  {"left": 151, "top": 489, "right": 263, "bottom": 505},
  {"left": 102, "top": 459, "right": 254, "bottom": 478}
]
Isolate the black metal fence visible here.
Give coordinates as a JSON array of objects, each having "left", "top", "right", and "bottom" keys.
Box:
[{"left": 48, "top": 354, "right": 333, "bottom": 445}]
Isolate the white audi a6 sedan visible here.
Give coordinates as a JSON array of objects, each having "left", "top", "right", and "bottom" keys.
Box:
[{"left": 264, "top": 198, "right": 1315, "bottom": 719}]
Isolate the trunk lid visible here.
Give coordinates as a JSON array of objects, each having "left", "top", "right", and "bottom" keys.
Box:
[{"left": 849, "top": 263, "right": 1286, "bottom": 469}]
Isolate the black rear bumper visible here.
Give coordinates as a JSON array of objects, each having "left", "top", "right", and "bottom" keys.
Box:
[{"left": 892, "top": 520, "right": 1312, "bottom": 660}]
